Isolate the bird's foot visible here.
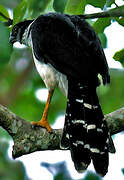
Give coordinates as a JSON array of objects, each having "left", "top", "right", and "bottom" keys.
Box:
[{"left": 32, "top": 118, "right": 52, "bottom": 133}]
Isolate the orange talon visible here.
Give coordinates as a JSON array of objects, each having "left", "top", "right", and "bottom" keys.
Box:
[
  {"left": 32, "top": 119, "right": 52, "bottom": 133},
  {"left": 31, "top": 89, "right": 54, "bottom": 133}
]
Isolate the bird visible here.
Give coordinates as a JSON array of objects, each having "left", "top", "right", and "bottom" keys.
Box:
[{"left": 9, "top": 12, "right": 115, "bottom": 176}]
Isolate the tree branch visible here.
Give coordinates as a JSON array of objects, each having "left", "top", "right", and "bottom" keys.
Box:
[
  {"left": 0, "top": 104, "right": 124, "bottom": 159},
  {"left": 0, "top": 12, "right": 13, "bottom": 26},
  {"left": 2, "top": 5, "right": 124, "bottom": 27},
  {"left": 79, "top": 5, "right": 124, "bottom": 19}
]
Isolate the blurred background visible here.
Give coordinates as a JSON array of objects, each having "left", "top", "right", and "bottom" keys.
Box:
[{"left": 0, "top": 0, "right": 124, "bottom": 179}]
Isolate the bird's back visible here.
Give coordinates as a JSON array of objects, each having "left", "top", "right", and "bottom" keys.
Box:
[{"left": 31, "top": 13, "right": 110, "bottom": 86}]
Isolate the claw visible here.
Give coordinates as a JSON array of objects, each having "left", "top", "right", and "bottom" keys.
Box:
[{"left": 32, "top": 119, "right": 52, "bottom": 133}]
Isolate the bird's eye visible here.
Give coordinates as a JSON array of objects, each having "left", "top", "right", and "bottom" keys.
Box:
[{"left": 12, "top": 26, "right": 18, "bottom": 35}]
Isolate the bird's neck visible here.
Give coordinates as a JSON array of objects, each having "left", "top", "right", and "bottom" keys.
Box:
[{"left": 21, "top": 24, "right": 32, "bottom": 47}]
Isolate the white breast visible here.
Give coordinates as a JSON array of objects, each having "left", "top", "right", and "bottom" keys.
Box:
[
  {"left": 27, "top": 33, "right": 68, "bottom": 97},
  {"left": 33, "top": 54, "right": 68, "bottom": 97}
]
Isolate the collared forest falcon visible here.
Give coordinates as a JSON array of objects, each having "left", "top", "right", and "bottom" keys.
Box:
[{"left": 9, "top": 12, "right": 115, "bottom": 176}]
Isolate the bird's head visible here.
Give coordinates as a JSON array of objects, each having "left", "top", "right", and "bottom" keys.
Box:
[{"left": 9, "top": 20, "right": 33, "bottom": 45}]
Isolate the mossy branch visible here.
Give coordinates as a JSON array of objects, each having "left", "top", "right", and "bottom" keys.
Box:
[{"left": 0, "top": 104, "right": 124, "bottom": 158}]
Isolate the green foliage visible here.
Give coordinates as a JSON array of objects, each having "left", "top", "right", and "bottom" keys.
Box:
[
  {"left": 93, "top": 18, "right": 111, "bottom": 34},
  {"left": 64, "top": 0, "right": 86, "bottom": 14},
  {"left": 113, "top": 49, "right": 124, "bottom": 67},
  {"left": 98, "top": 33, "right": 107, "bottom": 48},
  {"left": 0, "top": 4, "right": 10, "bottom": 21},
  {"left": 13, "top": 0, "right": 28, "bottom": 25},
  {"left": 28, "top": 0, "right": 52, "bottom": 18},
  {"left": 53, "top": 0, "right": 67, "bottom": 13},
  {"left": 86, "top": 0, "right": 106, "bottom": 9},
  {"left": 0, "top": 128, "right": 10, "bottom": 139},
  {"left": 0, "top": 23, "right": 12, "bottom": 65},
  {"left": 115, "top": 17, "right": 124, "bottom": 27},
  {"left": 98, "top": 69, "right": 124, "bottom": 114},
  {"left": 13, "top": 0, "right": 52, "bottom": 24},
  {"left": 0, "top": 140, "right": 28, "bottom": 180}
]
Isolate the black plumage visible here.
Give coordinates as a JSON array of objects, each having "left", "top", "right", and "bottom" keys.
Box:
[
  {"left": 31, "top": 13, "right": 110, "bottom": 86},
  {"left": 9, "top": 12, "right": 115, "bottom": 176}
]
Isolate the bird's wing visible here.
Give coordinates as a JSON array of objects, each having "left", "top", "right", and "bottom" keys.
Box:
[{"left": 31, "top": 13, "right": 109, "bottom": 85}]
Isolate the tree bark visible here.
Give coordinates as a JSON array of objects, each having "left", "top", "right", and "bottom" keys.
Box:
[
  {"left": 79, "top": 5, "right": 124, "bottom": 19},
  {"left": 0, "top": 104, "right": 124, "bottom": 159}
]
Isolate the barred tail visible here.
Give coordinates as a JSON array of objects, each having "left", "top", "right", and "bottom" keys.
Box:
[{"left": 60, "top": 80, "right": 115, "bottom": 176}]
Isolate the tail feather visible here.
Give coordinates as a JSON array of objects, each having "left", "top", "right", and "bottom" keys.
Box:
[
  {"left": 92, "top": 152, "right": 109, "bottom": 176},
  {"left": 69, "top": 117, "right": 91, "bottom": 172},
  {"left": 60, "top": 79, "right": 115, "bottom": 176},
  {"left": 70, "top": 142, "right": 91, "bottom": 172},
  {"left": 108, "top": 134, "right": 116, "bottom": 153}
]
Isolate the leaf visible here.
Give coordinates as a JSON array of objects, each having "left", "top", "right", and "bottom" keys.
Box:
[
  {"left": 64, "top": 0, "right": 86, "bottom": 14},
  {"left": 115, "top": 17, "right": 124, "bottom": 27},
  {"left": 28, "top": 0, "right": 51, "bottom": 18},
  {"left": 113, "top": 49, "right": 124, "bottom": 67},
  {"left": 13, "top": 0, "right": 28, "bottom": 25},
  {"left": 0, "top": 4, "right": 10, "bottom": 21},
  {"left": 98, "top": 69, "right": 124, "bottom": 114},
  {"left": 86, "top": 0, "right": 106, "bottom": 9},
  {"left": 0, "top": 140, "right": 27, "bottom": 179},
  {"left": 98, "top": 33, "right": 107, "bottom": 48},
  {"left": 53, "top": 0, "right": 67, "bottom": 13},
  {"left": 93, "top": 18, "right": 111, "bottom": 33},
  {"left": 0, "top": 23, "right": 12, "bottom": 65}
]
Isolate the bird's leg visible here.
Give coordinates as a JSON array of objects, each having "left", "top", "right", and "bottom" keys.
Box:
[{"left": 32, "top": 89, "right": 54, "bottom": 133}]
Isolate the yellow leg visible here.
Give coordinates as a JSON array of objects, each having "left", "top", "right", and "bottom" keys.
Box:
[{"left": 32, "top": 89, "right": 54, "bottom": 133}]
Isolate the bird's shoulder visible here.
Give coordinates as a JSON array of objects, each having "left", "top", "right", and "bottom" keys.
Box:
[{"left": 31, "top": 13, "right": 76, "bottom": 36}]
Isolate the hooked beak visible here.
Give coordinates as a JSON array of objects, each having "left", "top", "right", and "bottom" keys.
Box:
[{"left": 9, "top": 33, "right": 16, "bottom": 44}]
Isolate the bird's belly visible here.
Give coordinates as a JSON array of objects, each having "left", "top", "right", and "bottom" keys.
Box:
[{"left": 33, "top": 56, "right": 68, "bottom": 96}]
